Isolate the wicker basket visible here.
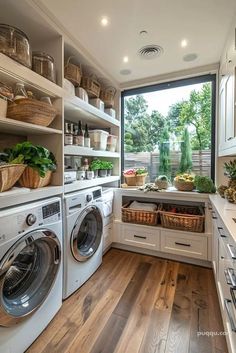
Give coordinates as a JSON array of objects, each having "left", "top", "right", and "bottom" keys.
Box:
[
  {"left": 0, "top": 164, "right": 26, "bottom": 192},
  {"left": 159, "top": 204, "right": 205, "bottom": 233},
  {"left": 100, "top": 87, "right": 116, "bottom": 108},
  {"left": 124, "top": 174, "right": 147, "bottom": 186},
  {"left": 64, "top": 57, "right": 82, "bottom": 87},
  {"left": 81, "top": 75, "right": 101, "bottom": 98},
  {"left": 155, "top": 180, "right": 169, "bottom": 190},
  {"left": 122, "top": 202, "right": 159, "bottom": 226},
  {"left": 19, "top": 167, "right": 52, "bottom": 189},
  {"left": 7, "top": 99, "right": 57, "bottom": 127},
  {"left": 174, "top": 180, "right": 194, "bottom": 191}
]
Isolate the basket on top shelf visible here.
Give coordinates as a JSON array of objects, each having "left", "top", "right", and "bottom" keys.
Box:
[
  {"left": 7, "top": 99, "right": 58, "bottom": 127},
  {"left": 81, "top": 74, "right": 101, "bottom": 98},
  {"left": 159, "top": 204, "right": 205, "bottom": 233},
  {"left": 19, "top": 167, "right": 52, "bottom": 189},
  {"left": 122, "top": 202, "right": 159, "bottom": 226},
  {"left": 64, "top": 57, "right": 82, "bottom": 87},
  {"left": 0, "top": 164, "right": 26, "bottom": 192},
  {"left": 100, "top": 87, "right": 116, "bottom": 108}
]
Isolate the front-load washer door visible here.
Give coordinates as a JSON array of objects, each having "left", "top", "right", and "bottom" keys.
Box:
[
  {"left": 71, "top": 205, "right": 103, "bottom": 262},
  {"left": 0, "top": 229, "right": 61, "bottom": 327}
]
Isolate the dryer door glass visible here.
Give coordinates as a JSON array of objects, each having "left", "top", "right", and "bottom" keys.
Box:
[
  {"left": 0, "top": 230, "right": 61, "bottom": 327},
  {"left": 71, "top": 206, "right": 103, "bottom": 262}
]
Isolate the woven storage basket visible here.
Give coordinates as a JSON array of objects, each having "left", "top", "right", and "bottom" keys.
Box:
[
  {"left": 100, "top": 87, "right": 116, "bottom": 108},
  {"left": 159, "top": 204, "right": 205, "bottom": 233},
  {"left": 81, "top": 75, "right": 100, "bottom": 98},
  {"left": 122, "top": 202, "right": 159, "bottom": 226},
  {"left": 7, "top": 99, "right": 57, "bottom": 127},
  {"left": 124, "top": 174, "right": 147, "bottom": 186},
  {"left": 19, "top": 167, "right": 52, "bottom": 189},
  {"left": 155, "top": 180, "right": 169, "bottom": 189},
  {"left": 174, "top": 180, "right": 194, "bottom": 191},
  {"left": 64, "top": 57, "right": 82, "bottom": 87},
  {"left": 0, "top": 164, "right": 26, "bottom": 192}
]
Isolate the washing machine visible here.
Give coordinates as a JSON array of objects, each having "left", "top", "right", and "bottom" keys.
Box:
[
  {"left": 0, "top": 197, "right": 63, "bottom": 353},
  {"left": 63, "top": 187, "right": 103, "bottom": 299}
]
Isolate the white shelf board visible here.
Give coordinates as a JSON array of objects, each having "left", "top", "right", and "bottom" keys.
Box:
[
  {"left": 64, "top": 145, "right": 119, "bottom": 158},
  {"left": 0, "top": 117, "right": 62, "bottom": 136},
  {"left": 64, "top": 176, "right": 120, "bottom": 193},
  {"left": 0, "top": 53, "right": 64, "bottom": 98},
  {"left": 64, "top": 95, "right": 120, "bottom": 128},
  {"left": 0, "top": 185, "right": 63, "bottom": 209}
]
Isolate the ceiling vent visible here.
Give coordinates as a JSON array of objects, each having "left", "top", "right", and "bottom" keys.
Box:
[{"left": 138, "top": 45, "right": 163, "bottom": 60}]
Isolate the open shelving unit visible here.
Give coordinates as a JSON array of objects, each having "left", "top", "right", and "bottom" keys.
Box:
[{"left": 0, "top": 0, "right": 121, "bottom": 208}]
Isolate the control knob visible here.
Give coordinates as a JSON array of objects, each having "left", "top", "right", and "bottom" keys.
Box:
[
  {"left": 86, "top": 194, "right": 92, "bottom": 202},
  {"left": 26, "top": 214, "right": 37, "bottom": 226}
]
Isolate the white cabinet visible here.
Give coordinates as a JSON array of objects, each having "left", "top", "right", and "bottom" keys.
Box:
[
  {"left": 161, "top": 230, "right": 208, "bottom": 260},
  {"left": 103, "top": 223, "right": 113, "bottom": 252},
  {"left": 121, "top": 223, "right": 160, "bottom": 250}
]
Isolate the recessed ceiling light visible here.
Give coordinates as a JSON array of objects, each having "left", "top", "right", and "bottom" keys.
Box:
[
  {"left": 101, "top": 17, "right": 109, "bottom": 26},
  {"left": 139, "top": 30, "right": 148, "bottom": 36},
  {"left": 183, "top": 53, "right": 198, "bottom": 62},
  {"left": 123, "top": 56, "right": 129, "bottom": 63},
  {"left": 181, "top": 39, "right": 188, "bottom": 48},
  {"left": 120, "top": 69, "right": 132, "bottom": 75}
]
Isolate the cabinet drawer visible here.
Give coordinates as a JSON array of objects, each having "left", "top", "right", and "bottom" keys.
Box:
[
  {"left": 161, "top": 230, "right": 208, "bottom": 260},
  {"left": 121, "top": 224, "right": 160, "bottom": 250}
]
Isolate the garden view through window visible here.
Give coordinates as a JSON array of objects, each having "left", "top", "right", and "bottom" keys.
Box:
[{"left": 123, "top": 76, "right": 215, "bottom": 183}]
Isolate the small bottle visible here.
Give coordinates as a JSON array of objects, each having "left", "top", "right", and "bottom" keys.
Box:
[
  {"left": 73, "top": 124, "right": 78, "bottom": 145},
  {"left": 76, "top": 120, "right": 84, "bottom": 147},
  {"left": 84, "top": 124, "right": 90, "bottom": 148},
  {"left": 14, "top": 83, "right": 28, "bottom": 101},
  {"left": 64, "top": 123, "right": 73, "bottom": 145},
  {"left": 83, "top": 158, "right": 89, "bottom": 171}
]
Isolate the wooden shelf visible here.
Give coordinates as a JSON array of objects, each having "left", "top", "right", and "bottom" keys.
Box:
[
  {"left": 64, "top": 145, "right": 119, "bottom": 158},
  {"left": 64, "top": 176, "right": 120, "bottom": 193},
  {"left": 0, "top": 185, "right": 63, "bottom": 209},
  {"left": 64, "top": 95, "right": 120, "bottom": 128},
  {"left": 0, "top": 117, "right": 62, "bottom": 136},
  {"left": 0, "top": 53, "right": 64, "bottom": 98}
]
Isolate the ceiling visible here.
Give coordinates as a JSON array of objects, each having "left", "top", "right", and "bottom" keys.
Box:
[{"left": 40, "top": 0, "right": 236, "bottom": 85}]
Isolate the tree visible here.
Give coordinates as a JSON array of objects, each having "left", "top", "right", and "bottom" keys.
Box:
[
  {"left": 167, "top": 100, "right": 186, "bottom": 135},
  {"left": 179, "top": 128, "right": 192, "bottom": 173},
  {"left": 159, "top": 127, "right": 171, "bottom": 178}
]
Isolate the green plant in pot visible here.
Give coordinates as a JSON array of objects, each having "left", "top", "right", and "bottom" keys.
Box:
[
  {"left": 98, "top": 160, "right": 108, "bottom": 177},
  {"left": 90, "top": 159, "right": 101, "bottom": 178},
  {"left": 4, "top": 141, "right": 57, "bottom": 188},
  {"left": 155, "top": 175, "right": 169, "bottom": 190},
  {"left": 194, "top": 175, "right": 216, "bottom": 193},
  {"left": 105, "top": 161, "right": 113, "bottom": 176},
  {"left": 217, "top": 160, "right": 236, "bottom": 202}
]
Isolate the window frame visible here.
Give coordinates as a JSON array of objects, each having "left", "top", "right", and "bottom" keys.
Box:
[{"left": 121, "top": 74, "right": 216, "bottom": 181}]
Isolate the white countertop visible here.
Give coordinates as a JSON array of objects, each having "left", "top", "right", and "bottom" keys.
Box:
[{"left": 209, "top": 194, "right": 236, "bottom": 242}]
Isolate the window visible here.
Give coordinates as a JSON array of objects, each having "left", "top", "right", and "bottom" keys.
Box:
[{"left": 121, "top": 74, "right": 216, "bottom": 182}]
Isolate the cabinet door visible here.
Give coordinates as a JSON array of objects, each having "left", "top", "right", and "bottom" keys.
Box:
[
  {"left": 219, "top": 78, "right": 226, "bottom": 152},
  {"left": 225, "top": 72, "right": 235, "bottom": 143}
]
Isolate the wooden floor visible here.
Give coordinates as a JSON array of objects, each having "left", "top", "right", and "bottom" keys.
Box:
[{"left": 27, "top": 249, "right": 228, "bottom": 353}]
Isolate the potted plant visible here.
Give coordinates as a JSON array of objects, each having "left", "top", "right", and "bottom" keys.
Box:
[
  {"left": 217, "top": 160, "right": 236, "bottom": 202},
  {"left": 123, "top": 167, "right": 148, "bottom": 186},
  {"left": 194, "top": 175, "right": 216, "bottom": 193},
  {"left": 155, "top": 175, "right": 169, "bottom": 189},
  {"left": 105, "top": 161, "right": 113, "bottom": 176},
  {"left": 98, "top": 161, "right": 108, "bottom": 177},
  {"left": 90, "top": 159, "right": 100, "bottom": 178},
  {"left": 4, "top": 141, "right": 57, "bottom": 188}
]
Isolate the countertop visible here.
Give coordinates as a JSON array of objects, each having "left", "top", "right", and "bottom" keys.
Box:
[{"left": 209, "top": 194, "right": 236, "bottom": 242}]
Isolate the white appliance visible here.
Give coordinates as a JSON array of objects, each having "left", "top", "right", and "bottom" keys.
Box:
[
  {"left": 63, "top": 187, "right": 104, "bottom": 298},
  {"left": 0, "top": 198, "right": 63, "bottom": 353}
]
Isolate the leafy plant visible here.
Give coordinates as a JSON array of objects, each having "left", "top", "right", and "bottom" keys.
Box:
[
  {"left": 135, "top": 167, "right": 147, "bottom": 175},
  {"left": 194, "top": 175, "right": 216, "bottom": 193},
  {"left": 157, "top": 175, "right": 169, "bottom": 181},
  {"left": 4, "top": 141, "right": 57, "bottom": 177},
  {"left": 159, "top": 127, "right": 171, "bottom": 178},
  {"left": 224, "top": 160, "right": 236, "bottom": 180},
  {"left": 99, "top": 161, "right": 113, "bottom": 170},
  {"left": 90, "top": 159, "right": 101, "bottom": 171},
  {"left": 179, "top": 128, "right": 192, "bottom": 173}
]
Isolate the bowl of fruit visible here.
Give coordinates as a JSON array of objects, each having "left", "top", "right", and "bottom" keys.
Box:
[
  {"left": 174, "top": 173, "right": 195, "bottom": 191},
  {"left": 123, "top": 168, "right": 148, "bottom": 186}
]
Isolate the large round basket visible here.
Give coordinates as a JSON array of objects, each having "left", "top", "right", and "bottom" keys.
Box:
[
  {"left": 0, "top": 164, "right": 26, "bottom": 192},
  {"left": 124, "top": 174, "right": 147, "bottom": 186},
  {"left": 19, "top": 167, "right": 52, "bottom": 189},
  {"left": 7, "top": 99, "right": 58, "bottom": 127},
  {"left": 174, "top": 180, "right": 194, "bottom": 191},
  {"left": 155, "top": 180, "right": 169, "bottom": 190}
]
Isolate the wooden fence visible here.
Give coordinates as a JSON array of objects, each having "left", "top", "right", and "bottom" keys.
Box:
[{"left": 124, "top": 150, "right": 211, "bottom": 181}]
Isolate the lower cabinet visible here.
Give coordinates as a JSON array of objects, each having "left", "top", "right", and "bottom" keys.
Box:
[
  {"left": 121, "top": 223, "right": 160, "bottom": 250},
  {"left": 161, "top": 230, "right": 208, "bottom": 260},
  {"left": 103, "top": 223, "right": 113, "bottom": 252}
]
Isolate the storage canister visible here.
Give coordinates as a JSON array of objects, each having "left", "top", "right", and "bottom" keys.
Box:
[
  {"left": 32, "top": 51, "right": 56, "bottom": 83},
  {"left": 0, "top": 24, "right": 31, "bottom": 68},
  {"left": 89, "top": 130, "right": 109, "bottom": 151},
  {"left": 107, "top": 134, "right": 118, "bottom": 152}
]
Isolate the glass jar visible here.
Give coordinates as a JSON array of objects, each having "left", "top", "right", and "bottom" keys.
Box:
[
  {"left": 14, "top": 83, "right": 28, "bottom": 101},
  {"left": 32, "top": 52, "right": 56, "bottom": 83},
  {"left": 0, "top": 24, "right": 31, "bottom": 68}
]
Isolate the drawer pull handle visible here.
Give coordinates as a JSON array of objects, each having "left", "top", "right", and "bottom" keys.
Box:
[
  {"left": 218, "top": 227, "right": 226, "bottom": 238},
  {"left": 212, "top": 211, "right": 217, "bottom": 219},
  {"left": 227, "top": 137, "right": 234, "bottom": 141},
  {"left": 224, "top": 299, "right": 236, "bottom": 332},
  {"left": 225, "top": 268, "right": 236, "bottom": 288},
  {"left": 134, "top": 235, "right": 147, "bottom": 239},
  {"left": 175, "top": 242, "right": 191, "bottom": 247},
  {"left": 227, "top": 244, "right": 236, "bottom": 259}
]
